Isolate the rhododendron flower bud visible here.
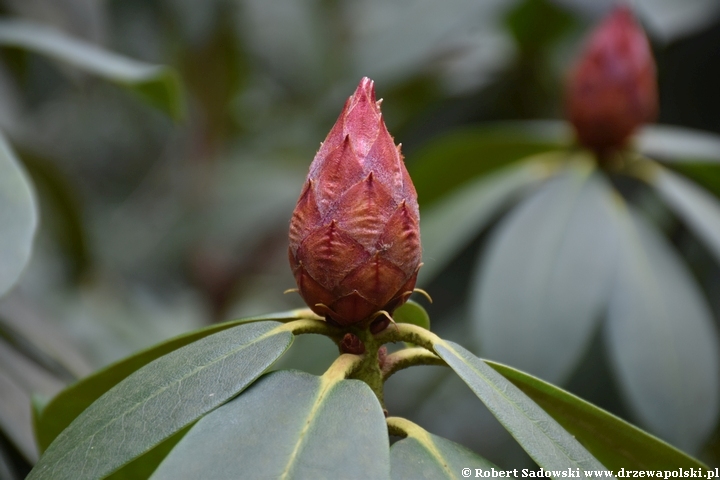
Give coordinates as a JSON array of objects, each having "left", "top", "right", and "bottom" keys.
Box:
[
  {"left": 289, "top": 77, "right": 421, "bottom": 327},
  {"left": 566, "top": 6, "right": 658, "bottom": 154}
]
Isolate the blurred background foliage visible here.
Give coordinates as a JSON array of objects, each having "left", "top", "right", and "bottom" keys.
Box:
[{"left": 2, "top": 0, "right": 720, "bottom": 477}]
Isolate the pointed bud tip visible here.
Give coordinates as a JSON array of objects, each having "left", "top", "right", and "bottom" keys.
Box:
[
  {"left": 607, "top": 5, "right": 637, "bottom": 26},
  {"left": 347, "top": 77, "right": 379, "bottom": 117},
  {"left": 591, "top": 6, "right": 644, "bottom": 48},
  {"left": 356, "top": 77, "right": 376, "bottom": 99}
]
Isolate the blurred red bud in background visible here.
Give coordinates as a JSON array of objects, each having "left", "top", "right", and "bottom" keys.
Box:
[{"left": 566, "top": 6, "right": 658, "bottom": 155}]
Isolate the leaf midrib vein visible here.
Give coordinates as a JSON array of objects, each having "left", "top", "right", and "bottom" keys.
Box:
[
  {"left": 439, "top": 342, "right": 599, "bottom": 472},
  {"left": 279, "top": 377, "right": 337, "bottom": 480},
  {"left": 42, "top": 327, "right": 283, "bottom": 475}
]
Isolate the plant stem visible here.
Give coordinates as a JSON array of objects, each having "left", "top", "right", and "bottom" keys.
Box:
[
  {"left": 284, "top": 318, "right": 450, "bottom": 411},
  {"left": 386, "top": 416, "right": 425, "bottom": 439},
  {"left": 322, "top": 353, "right": 364, "bottom": 381},
  {"left": 281, "top": 318, "right": 343, "bottom": 340},
  {"left": 373, "top": 322, "right": 441, "bottom": 351},
  {"left": 346, "top": 327, "right": 387, "bottom": 410},
  {"left": 381, "top": 347, "right": 446, "bottom": 381}
]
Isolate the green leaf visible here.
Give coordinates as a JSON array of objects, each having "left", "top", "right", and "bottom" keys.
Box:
[
  {"left": 471, "top": 161, "right": 619, "bottom": 383},
  {"left": 0, "top": 19, "right": 184, "bottom": 120},
  {"left": 18, "top": 150, "right": 92, "bottom": 282},
  {"left": 632, "top": 125, "right": 720, "bottom": 203},
  {"left": 645, "top": 164, "right": 720, "bottom": 266},
  {"left": 605, "top": 207, "right": 720, "bottom": 452},
  {"left": 31, "top": 394, "right": 49, "bottom": 423},
  {"left": 637, "top": 125, "right": 720, "bottom": 163},
  {"left": 35, "top": 310, "right": 309, "bottom": 452},
  {"left": 665, "top": 163, "right": 720, "bottom": 200},
  {"left": 418, "top": 156, "right": 559, "bottom": 284},
  {"left": 505, "top": 0, "right": 574, "bottom": 51},
  {"left": 105, "top": 427, "right": 190, "bottom": 480},
  {"left": 28, "top": 321, "right": 295, "bottom": 480},
  {"left": 30, "top": 393, "right": 48, "bottom": 459},
  {"left": 389, "top": 417, "right": 497, "bottom": 480},
  {"left": 151, "top": 370, "right": 390, "bottom": 480},
  {"left": 0, "top": 131, "right": 37, "bottom": 298},
  {"left": 409, "top": 121, "right": 570, "bottom": 207},
  {"left": 393, "top": 300, "right": 430, "bottom": 330},
  {"left": 434, "top": 340, "right": 612, "bottom": 474},
  {"left": 486, "top": 360, "right": 708, "bottom": 470}
]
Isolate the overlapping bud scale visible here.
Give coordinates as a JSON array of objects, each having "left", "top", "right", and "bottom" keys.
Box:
[
  {"left": 289, "top": 78, "right": 421, "bottom": 327},
  {"left": 566, "top": 6, "right": 658, "bottom": 154}
]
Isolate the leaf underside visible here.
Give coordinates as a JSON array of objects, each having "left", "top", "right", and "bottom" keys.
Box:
[{"left": 472, "top": 164, "right": 618, "bottom": 384}]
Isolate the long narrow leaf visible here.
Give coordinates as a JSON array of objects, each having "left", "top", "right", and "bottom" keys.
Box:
[
  {"left": 28, "top": 321, "right": 294, "bottom": 480},
  {"left": 637, "top": 125, "right": 720, "bottom": 163},
  {"left": 35, "top": 310, "right": 310, "bottom": 452},
  {"left": 486, "top": 360, "right": 707, "bottom": 470},
  {"left": 0, "top": 19, "right": 184, "bottom": 119},
  {"left": 434, "top": 340, "right": 612, "bottom": 475}
]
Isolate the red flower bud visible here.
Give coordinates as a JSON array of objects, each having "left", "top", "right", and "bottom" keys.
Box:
[
  {"left": 289, "top": 77, "right": 421, "bottom": 327},
  {"left": 566, "top": 6, "right": 658, "bottom": 154}
]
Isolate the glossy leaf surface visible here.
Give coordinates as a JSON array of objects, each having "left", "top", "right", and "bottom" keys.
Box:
[
  {"left": 35, "top": 310, "right": 309, "bottom": 452},
  {"left": 389, "top": 418, "right": 496, "bottom": 479},
  {"left": 151, "top": 370, "right": 390, "bottom": 480},
  {"left": 472, "top": 162, "right": 618, "bottom": 383},
  {"left": 486, "top": 361, "right": 706, "bottom": 470},
  {"left": 28, "top": 321, "right": 294, "bottom": 480},
  {"left": 434, "top": 340, "right": 611, "bottom": 475},
  {"left": 0, "top": 132, "right": 37, "bottom": 298},
  {"left": 0, "top": 20, "right": 184, "bottom": 119}
]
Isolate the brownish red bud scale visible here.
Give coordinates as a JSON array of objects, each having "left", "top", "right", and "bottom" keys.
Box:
[
  {"left": 566, "top": 6, "right": 658, "bottom": 154},
  {"left": 289, "top": 77, "right": 421, "bottom": 328}
]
